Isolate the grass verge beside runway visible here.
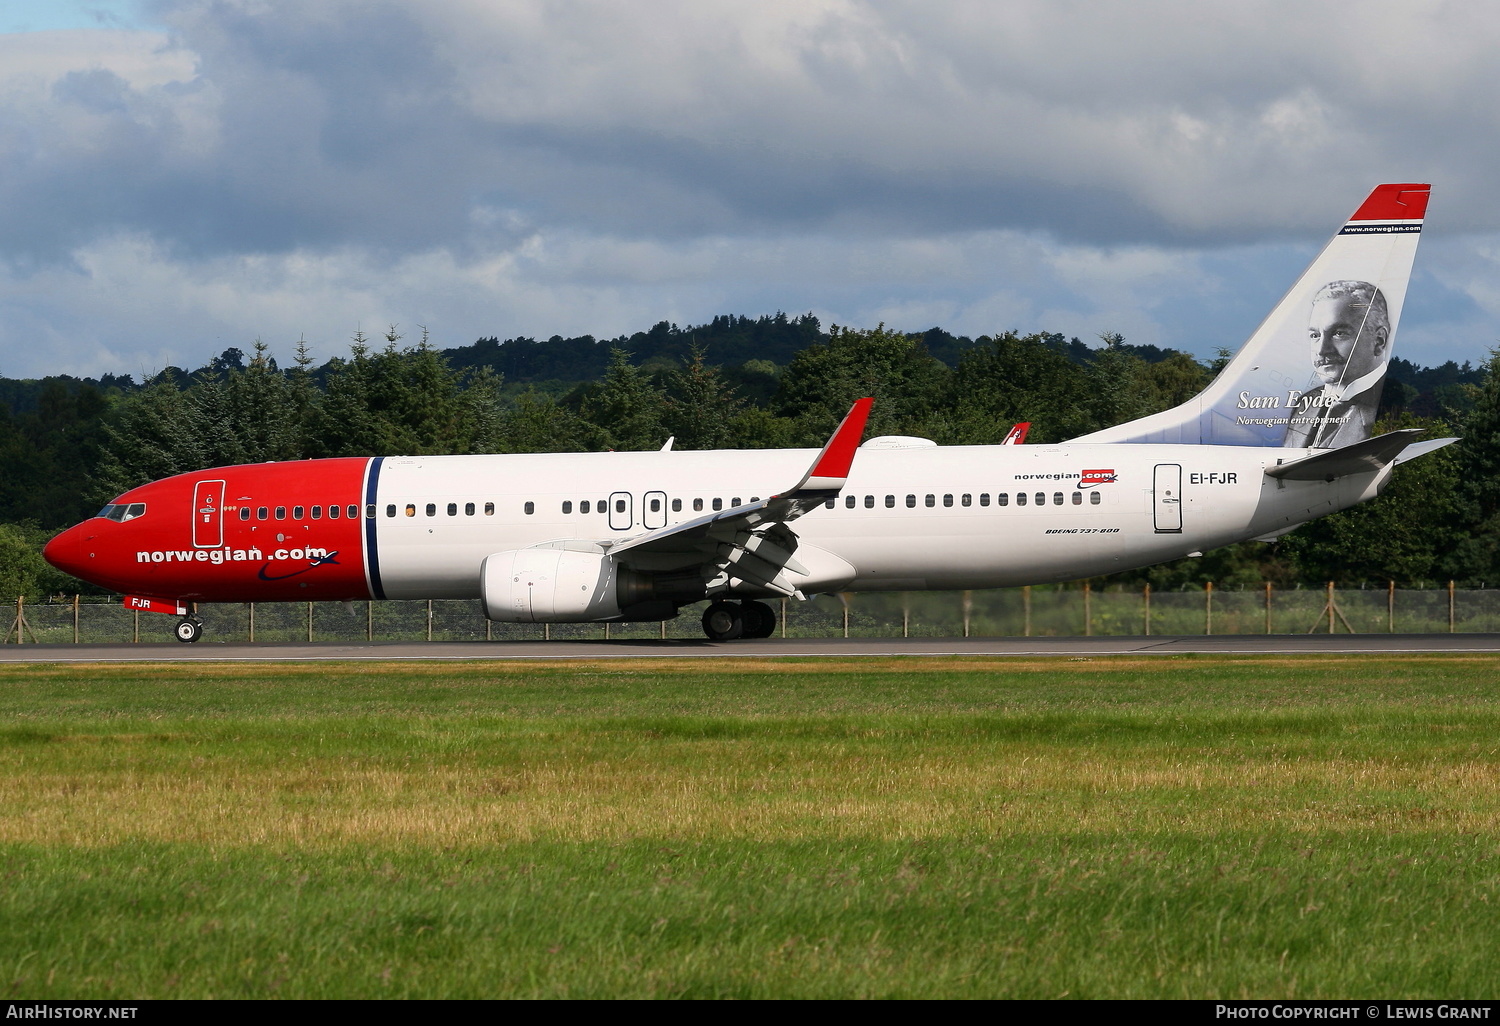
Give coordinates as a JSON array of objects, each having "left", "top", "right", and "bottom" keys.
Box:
[{"left": 1, "top": 656, "right": 1499, "bottom": 997}]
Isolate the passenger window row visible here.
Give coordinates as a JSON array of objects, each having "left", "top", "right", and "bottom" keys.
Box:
[
  {"left": 238, "top": 503, "right": 363, "bottom": 522},
  {"left": 386, "top": 502, "right": 498, "bottom": 518},
  {"left": 824, "top": 491, "right": 1103, "bottom": 509},
  {"left": 525, "top": 496, "right": 761, "bottom": 516}
]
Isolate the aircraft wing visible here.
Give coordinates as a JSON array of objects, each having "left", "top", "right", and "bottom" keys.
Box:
[{"left": 600, "top": 398, "right": 874, "bottom": 596}]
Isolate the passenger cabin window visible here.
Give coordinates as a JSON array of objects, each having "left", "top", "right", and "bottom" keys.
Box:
[
  {"left": 942, "top": 494, "right": 953, "bottom": 507},
  {"left": 961, "top": 494, "right": 971, "bottom": 507},
  {"left": 1072, "top": 492, "right": 1082, "bottom": 505},
  {"left": 906, "top": 495, "right": 916, "bottom": 507},
  {"left": 615, "top": 498, "right": 626, "bottom": 513},
  {"left": 524, "top": 502, "right": 535, "bottom": 515},
  {"left": 885, "top": 495, "right": 895, "bottom": 507},
  {"left": 713, "top": 498, "right": 723, "bottom": 511},
  {"left": 1017, "top": 493, "right": 1027, "bottom": 507},
  {"left": 1034, "top": 492, "right": 1045, "bottom": 505},
  {"left": 694, "top": 498, "right": 704, "bottom": 512},
  {"left": 311, "top": 505, "right": 322, "bottom": 519},
  {"left": 465, "top": 502, "right": 475, "bottom": 516},
  {"left": 1052, "top": 492, "right": 1063, "bottom": 505},
  {"left": 258, "top": 506, "right": 268, "bottom": 520},
  {"left": 845, "top": 495, "right": 856, "bottom": 508},
  {"left": 997, "top": 493, "right": 1008, "bottom": 506},
  {"left": 562, "top": 501, "right": 573, "bottom": 514},
  {"left": 239, "top": 508, "right": 250, "bottom": 521},
  {"left": 405, "top": 504, "right": 416, "bottom": 517},
  {"left": 671, "top": 498, "right": 681, "bottom": 512},
  {"left": 865, "top": 495, "right": 875, "bottom": 508},
  {"left": 824, "top": 499, "right": 835, "bottom": 509},
  {"left": 352, "top": 505, "right": 362, "bottom": 520},
  {"left": 328, "top": 505, "right": 339, "bottom": 519},
  {"left": 384, "top": 504, "right": 394, "bottom": 518},
  {"left": 979, "top": 493, "right": 990, "bottom": 507},
  {"left": 293, "top": 506, "right": 305, "bottom": 520},
  {"left": 485, "top": 502, "right": 495, "bottom": 516},
  {"left": 1090, "top": 492, "right": 1101, "bottom": 505},
  {"left": 649, "top": 497, "right": 661, "bottom": 512},
  {"left": 925, "top": 494, "right": 935, "bottom": 507},
  {"left": 275, "top": 506, "right": 286, "bottom": 520},
  {"left": 580, "top": 500, "right": 590, "bottom": 514},
  {"left": 732, "top": 497, "right": 742, "bottom": 506}
]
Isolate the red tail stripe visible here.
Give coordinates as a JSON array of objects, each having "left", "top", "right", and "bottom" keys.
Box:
[{"left": 1350, "top": 183, "right": 1430, "bottom": 222}]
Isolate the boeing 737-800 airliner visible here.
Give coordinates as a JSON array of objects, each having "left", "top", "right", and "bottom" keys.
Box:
[{"left": 44, "top": 183, "right": 1452, "bottom": 642}]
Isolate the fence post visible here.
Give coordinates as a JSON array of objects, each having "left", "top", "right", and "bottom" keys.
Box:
[
  {"left": 73, "top": 594, "right": 80, "bottom": 644},
  {"left": 248, "top": 602, "right": 255, "bottom": 643},
  {"left": 1327, "top": 582, "right": 1335, "bottom": 634},
  {"left": 307, "top": 601, "right": 313, "bottom": 643},
  {"left": 544, "top": 622, "right": 551, "bottom": 641},
  {"left": 133, "top": 608, "right": 139, "bottom": 644},
  {"left": 1388, "top": 581, "right": 1395, "bottom": 633},
  {"left": 1264, "top": 581, "right": 1272, "bottom": 634},
  {"left": 840, "top": 593, "right": 850, "bottom": 639},
  {"left": 963, "top": 590, "right": 972, "bottom": 638},
  {"left": 902, "top": 595, "right": 909, "bottom": 638},
  {"left": 604, "top": 622, "right": 611, "bottom": 640},
  {"left": 1205, "top": 581, "right": 1213, "bottom": 636},
  {"left": 660, "top": 619, "right": 666, "bottom": 640},
  {"left": 1143, "top": 583, "right": 1150, "bottom": 636},
  {"left": 781, "top": 597, "right": 788, "bottom": 638},
  {"left": 367, "top": 601, "right": 374, "bottom": 641},
  {"left": 1083, "top": 583, "right": 1091, "bottom": 637},
  {"left": 1023, "top": 586, "right": 1032, "bottom": 637},
  {"left": 1449, "top": 580, "right": 1456, "bottom": 633},
  {"left": 427, "top": 599, "right": 434, "bottom": 642}
]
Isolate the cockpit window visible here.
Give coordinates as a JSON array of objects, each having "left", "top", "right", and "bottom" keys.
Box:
[{"left": 98, "top": 503, "right": 146, "bottom": 522}]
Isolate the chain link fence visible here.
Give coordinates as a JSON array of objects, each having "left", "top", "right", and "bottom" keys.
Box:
[{"left": 3, "top": 583, "right": 1496, "bottom": 643}]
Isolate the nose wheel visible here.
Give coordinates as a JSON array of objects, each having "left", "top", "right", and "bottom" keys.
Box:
[{"left": 174, "top": 617, "right": 203, "bottom": 644}]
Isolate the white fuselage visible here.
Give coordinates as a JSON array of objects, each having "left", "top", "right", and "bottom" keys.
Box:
[{"left": 369, "top": 442, "right": 1379, "bottom": 599}]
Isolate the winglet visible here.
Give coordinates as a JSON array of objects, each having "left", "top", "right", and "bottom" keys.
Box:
[
  {"left": 785, "top": 398, "right": 874, "bottom": 494},
  {"left": 1001, "top": 422, "right": 1030, "bottom": 445}
]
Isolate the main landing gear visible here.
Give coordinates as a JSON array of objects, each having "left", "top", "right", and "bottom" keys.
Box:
[
  {"left": 701, "top": 600, "right": 777, "bottom": 641},
  {"left": 174, "top": 617, "right": 203, "bottom": 644}
]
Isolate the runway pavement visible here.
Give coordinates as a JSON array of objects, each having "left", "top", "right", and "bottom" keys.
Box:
[{"left": 3, "top": 634, "right": 1500, "bottom": 662}]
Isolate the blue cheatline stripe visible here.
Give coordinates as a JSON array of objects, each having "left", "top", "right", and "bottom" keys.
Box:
[
  {"left": 363, "top": 457, "right": 386, "bottom": 600},
  {"left": 1340, "top": 223, "right": 1422, "bottom": 235}
]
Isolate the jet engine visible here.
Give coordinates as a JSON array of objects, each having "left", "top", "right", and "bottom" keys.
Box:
[{"left": 480, "top": 546, "right": 702, "bottom": 623}]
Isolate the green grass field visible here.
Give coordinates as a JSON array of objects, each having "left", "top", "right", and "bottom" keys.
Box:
[{"left": 2, "top": 655, "right": 1499, "bottom": 998}]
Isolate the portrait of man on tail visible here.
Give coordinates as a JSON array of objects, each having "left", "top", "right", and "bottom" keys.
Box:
[{"left": 1283, "top": 280, "right": 1390, "bottom": 448}]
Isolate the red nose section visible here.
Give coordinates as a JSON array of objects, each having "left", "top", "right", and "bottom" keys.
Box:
[{"left": 43, "top": 524, "right": 91, "bottom": 580}]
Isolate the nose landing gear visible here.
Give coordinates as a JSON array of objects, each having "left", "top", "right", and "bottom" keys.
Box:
[{"left": 174, "top": 617, "right": 203, "bottom": 644}]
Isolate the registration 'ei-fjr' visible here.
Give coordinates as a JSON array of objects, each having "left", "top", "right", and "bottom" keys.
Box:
[{"left": 44, "top": 184, "right": 1451, "bottom": 643}]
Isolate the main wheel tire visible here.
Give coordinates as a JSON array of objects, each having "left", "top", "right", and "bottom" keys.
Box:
[
  {"left": 701, "top": 600, "right": 745, "bottom": 641},
  {"left": 174, "top": 618, "right": 203, "bottom": 644},
  {"left": 741, "top": 600, "right": 777, "bottom": 639}
]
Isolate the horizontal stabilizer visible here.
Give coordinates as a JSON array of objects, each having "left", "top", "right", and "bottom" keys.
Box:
[
  {"left": 1392, "top": 436, "right": 1459, "bottom": 465},
  {"left": 1265, "top": 429, "right": 1424, "bottom": 481}
]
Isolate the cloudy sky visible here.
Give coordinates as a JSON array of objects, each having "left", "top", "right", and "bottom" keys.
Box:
[{"left": 1, "top": 0, "right": 1497, "bottom": 380}]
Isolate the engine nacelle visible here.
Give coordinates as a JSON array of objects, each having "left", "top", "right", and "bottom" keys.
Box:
[{"left": 481, "top": 548, "right": 622, "bottom": 623}]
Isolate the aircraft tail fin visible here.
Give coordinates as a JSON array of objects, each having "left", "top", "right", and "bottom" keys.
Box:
[{"left": 1072, "top": 183, "right": 1429, "bottom": 449}]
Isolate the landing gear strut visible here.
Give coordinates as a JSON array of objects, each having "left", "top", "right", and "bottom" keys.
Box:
[
  {"left": 174, "top": 617, "right": 203, "bottom": 644},
  {"left": 701, "top": 600, "right": 777, "bottom": 641}
]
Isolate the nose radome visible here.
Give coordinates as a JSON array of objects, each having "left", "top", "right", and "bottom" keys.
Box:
[{"left": 42, "top": 525, "right": 88, "bottom": 577}]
